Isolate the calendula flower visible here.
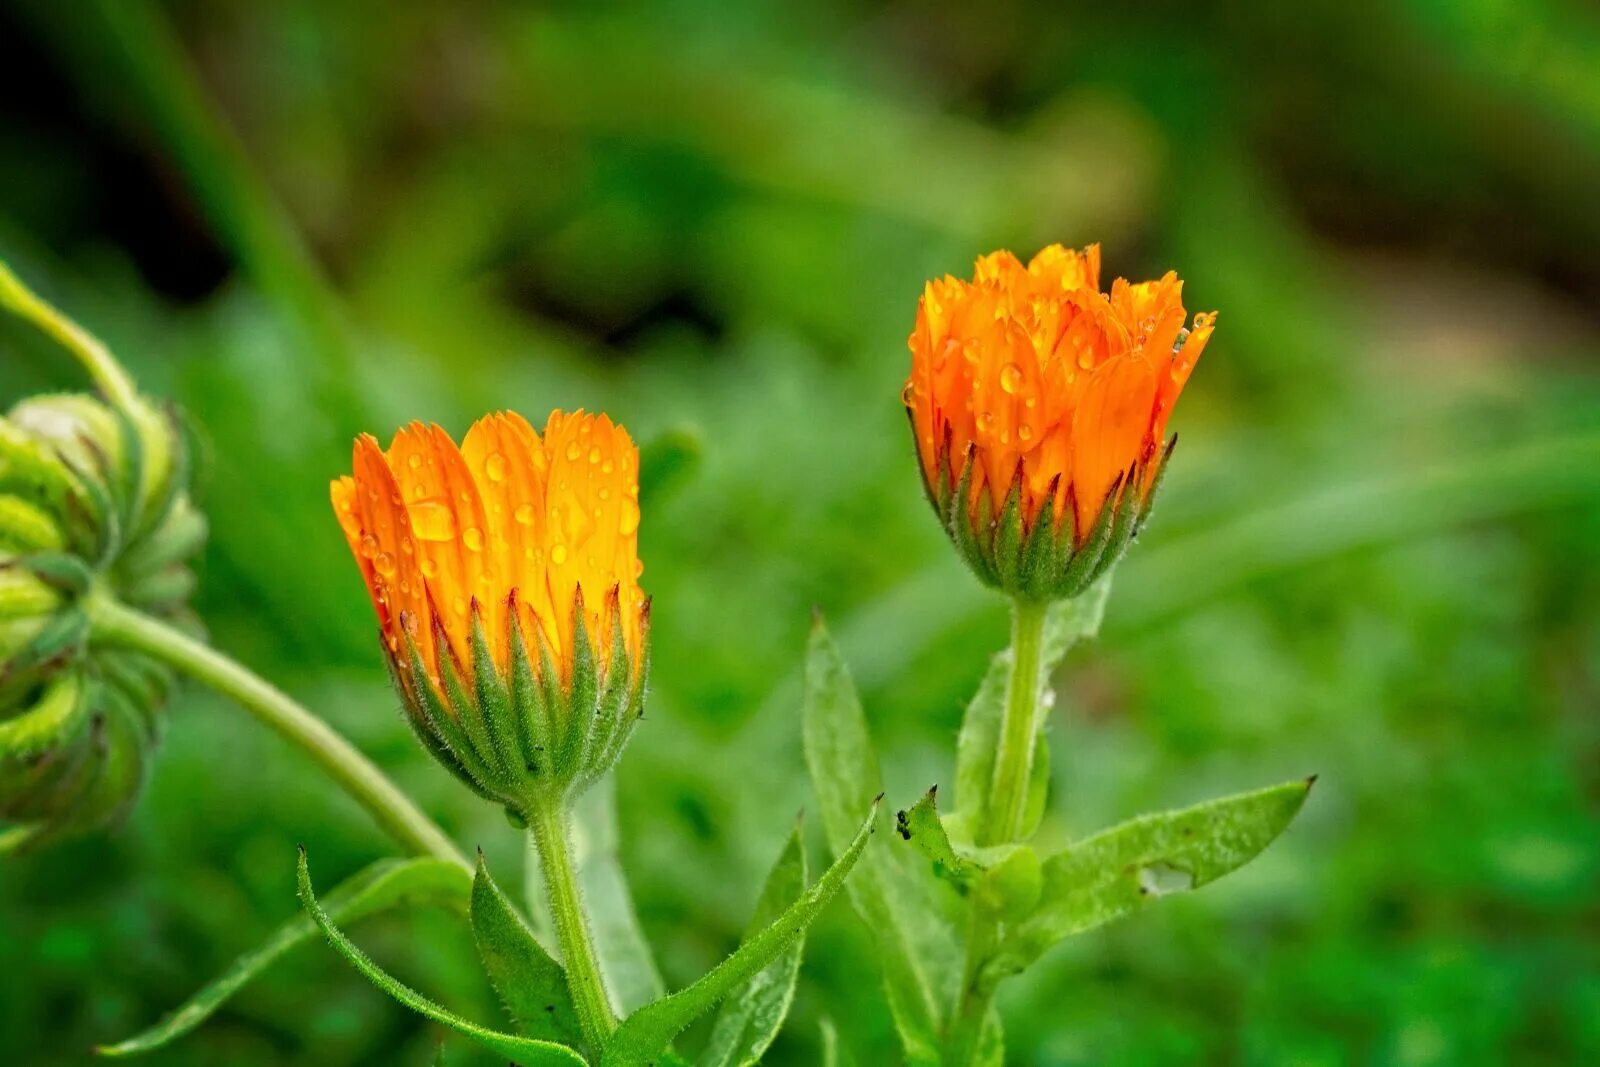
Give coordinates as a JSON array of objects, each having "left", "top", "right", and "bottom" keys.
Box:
[
  {"left": 903, "top": 244, "right": 1213, "bottom": 599},
  {"left": 1, "top": 391, "right": 204, "bottom": 853},
  {"left": 332, "top": 410, "right": 649, "bottom": 817}
]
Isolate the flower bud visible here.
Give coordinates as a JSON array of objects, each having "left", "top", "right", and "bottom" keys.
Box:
[
  {"left": 0, "top": 388, "right": 202, "bottom": 853},
  {"left": 903, "top": 245, "right": 1213, "bottom": 600},
  {"left": 332, "top": 410, "right": 650, "bottom": 821}
]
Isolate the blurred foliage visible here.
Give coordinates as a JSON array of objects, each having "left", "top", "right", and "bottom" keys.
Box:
[{"left": 1, "top": 0, "right": 1597, "bottom": 1065}]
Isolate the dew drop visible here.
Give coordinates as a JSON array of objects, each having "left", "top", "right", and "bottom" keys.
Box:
[
  {"left": 619, "top": 499, "right": 640, "bottom": 536},
  {"left": 485, "top": 453, "right": 508, "bottom": 482},
  {"left": 551, "top": 544, "right": 568, "bottom": 565},
  {"left": 359, "top": 533, "right": 379, "bottom": 559},
  {"left": 421, "top": 559, "right": 438, "bottom": 579},
  {"left": 409, "top": 501, "right": 458, "bottom": 542},
  {"left": 565, "top": 442, "right": 582, "bottom": 461},
  {"left": 601, "top": 459, "right": 615, "bottom": 474},
  {"left": 901, "top": 381, "right": 916, "bottom": 405},
  {"left": 462, "top": 527, "right": 484, "bottom": 552},
  {"left": 407, "top": 453, "right": 422, "bottom": 470},
  {"left": 977, "top": 411, "right": 995, "bottom": 432},
  {"left": 588, "top": 447, "right": 601, "bottom": 464},
  {"left": 634, "top": 559, "right": 644, "bottom": 578},
  {"left": 514, "top": 503, "right": 536, "bottom": 526},
  {"left": 374, "top": 552, "right": 396, "bottom": 577},
  {"left": 1018, "top": 423, "right": 1034, "bottom": 442},
  {"left": 999, "top": 363, "right": 1023, "bottom": 394}
]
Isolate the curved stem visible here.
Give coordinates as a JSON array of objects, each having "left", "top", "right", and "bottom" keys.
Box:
[
  {"left": 0, "top": 257, "right": 140, "bottom": 411},
  {"left": 527, "top": 797, "right": 616, "bottom": 1055},
  {"left": 983, "top": 596, "right": 1048, "bottom": 847},
  {"left": 88, "top": 595, "right": 467, "bottom": 868}
]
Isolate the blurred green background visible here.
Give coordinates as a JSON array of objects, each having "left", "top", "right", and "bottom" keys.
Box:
[{"left": 2, "top": 1, "right": 1597, "bottom": 1064}]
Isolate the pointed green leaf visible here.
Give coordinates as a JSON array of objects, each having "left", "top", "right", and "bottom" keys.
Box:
[
  {"left": 949, "top": 581, "right": 1111, "bottom": 843},
  {"left": 569, "top": 777, "right": 666, "bottom": 1014},
  {"left": 698, "top": 821, "right": 808, "bottom": 1067},
  {"left": 471, "top": 851, "right": 581, "bottom": 1046},
  {"left": 991, "top": 778, "right": 1314, "bottom": 980},
  {"left": 602, "top": 800, "right": 879, "bottom": 1067},
  {"left": 801, "top": 615, "right": 945, "bottom": 1065},
  {"left": 295, "top": 850, "right": 586, "bottom": 1066},
  {"left": 895, "top": 787, "right": 978, "bottom": 892},
  {"left": 99, "top": 857, "right": 471, "bottom": 1057}
]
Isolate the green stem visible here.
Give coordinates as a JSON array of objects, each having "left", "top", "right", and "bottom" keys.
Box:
[
  {"left": 945, "top": 903, "right": 999, "bottom": 1065},
  {"left": 0, "top": 258, "right": 140, "bottom": 412},
  {"left": 527, "top": 796, "right": 617, "bottom": 1055},
  {"left": 87, "top": 594, "right": 467, "bottom": 868},
  {"left": 982, "top": 596, "right": 1049, "bottom": 847}
]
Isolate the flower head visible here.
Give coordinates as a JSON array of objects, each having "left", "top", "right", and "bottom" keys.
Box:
[
  {"left": 1, "top": 391, "right": 203, "bottom": 853},
  {"left": 332, "top": 410, "right": 649, "bottom": 813},
  {"left": 904, "top": 244, "right": 1213, "bottom": 599}
]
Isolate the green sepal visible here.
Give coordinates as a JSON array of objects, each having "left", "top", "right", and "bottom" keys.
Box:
[
  {"left": 296, "top": 849, "right": 587, "bottom": 1067},
  {"left": 0, "top": 669, "right": 88, "bottom": 759},
  {"left": 506, "top": 593, "right": 556, "bottom": 779},
  {"left": 947, "top": 448, "right": 998, "bottom": 587},
  {"left": 585, "top": 597, "right": 634, "bottom": 784},
  {"left": 987, "top": 778, "right": 1314, "bottom": 982},
  {"left": 1, "top": 607, "right": 88, "bottom": 690},
  {"left": 469, "top": 601, "right": 525, "bottom": 782},
  {"left": 1056, "top": 469, "right": 1124, "bottom": 597},
  {"left": 1017, "top": 477, "right": 1061, "bottom": 599},
  {"left": 398, "top": 626, "right": 500, "bottom": 801},
  {"left": 992, "top": 469, "right": 1026, "bottom": 593},
  {"left": 429, "top": 600, "right": 506, "bottom": 783},
  {"left": 470, "top": 850, "right": 581, "bottom": 1046},
  {"left": 1135, "top": 434, "right": 1179, "bottom": 532},
  {"left": 0, "top": 495, "right": 64, "bottom": 552},
  {"left": 557, "top": 587, "right": 598, "bottom": 780},
  {"left": 11, "top": 550, "right": 95, "bottom": 595},
  {"left": 698, "top": 818, "right": 809, "bottom": 1067},
  {"left": 601, "top": 799, "right": 879, "bottom": 1067}
]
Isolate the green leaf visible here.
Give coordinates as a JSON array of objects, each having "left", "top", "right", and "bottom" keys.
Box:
[
  {"left": 698, "top": 820, "right": 808, "bottom": 1067},
  {"left": 295, "top": 849, "right": 587, "bottom": 1067},
  {"left": 602, "top": 799, "right": 879, "bottom": 1067},
  {"left": 800, "top": 614, "right": 946, "bottom": 1065},
  {"left": 949, "top": 580, "right": 1111, "bottom": 844},
  {"left": 99, "top": 857, "right": 471, "bottom": 1057},
  {"left": 819, "top": 1019, "right": 856, "bottom": 1067},
  {"left": 471, "top": 850, "right": 581, "bottom": 1046},
  {"left": 991, "top": 778, "right": 1314, "bottom": 979},
  {"left": 573, "top": 777, "right": 666, "bottom": 1013},
  {"left": 895, "top": 787, "right": 978, "bottom": 892}
]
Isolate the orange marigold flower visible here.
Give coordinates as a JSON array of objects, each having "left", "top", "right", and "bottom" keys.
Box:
[
  {"left": 331, "top": 409, "right": 649, "bottom": 812},
  {"left": 904, "top": 244, "right": 1213, "bottom": 599}
]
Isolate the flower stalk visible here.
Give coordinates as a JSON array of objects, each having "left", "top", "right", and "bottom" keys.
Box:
[
  {"left": 87, "top": 590, "right": 467, "bottom": 868},
  {"left": 526, "top": 794, "right": 617, "bottom": 1056},
  {"left": 983, "top": 595, "right": 1049, "bottom": 848}
]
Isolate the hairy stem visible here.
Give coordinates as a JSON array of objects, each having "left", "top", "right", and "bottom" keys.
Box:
[
  {"left": 0, "top": 257, "right": 140, "bottom": 412},
  {"left": 527, "top": 797, "right": 617, "bottom": 1055},
  {"left": 983, "top": 596, "right": 1048, "bottom": 847},
  {"left": 88, "top": 595, "right": 466, "bottom": 868}
]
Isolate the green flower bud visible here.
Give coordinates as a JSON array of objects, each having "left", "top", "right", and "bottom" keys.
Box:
[{"left": 0, "top": 386, "right": 203, "bottom": 852}]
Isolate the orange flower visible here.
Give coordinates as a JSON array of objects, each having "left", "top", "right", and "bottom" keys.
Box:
[
  {"left": 331, "top": 409, "right": 649, "bottom": 807},
  {"left": 904, "top": 245, "right": 1213, "bottom": 598}
]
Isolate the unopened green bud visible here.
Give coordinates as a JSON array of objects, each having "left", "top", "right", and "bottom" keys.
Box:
[{"left": 0, "top": 269, "right": 204, "bottom": 852}]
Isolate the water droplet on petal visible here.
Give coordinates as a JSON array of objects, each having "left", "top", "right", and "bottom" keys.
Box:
[
  {"left": 977, "top": 411, "right": 995, "bottom": 432},
  {"left": 999, "top": 363, "right": 1023, "bottom": 394},
  {"left": 374, "top": 552, "right": 396, "bottom": 577},
  {"left": 359, "top": 533, "right": 379, "bottom": 559},
  {"left": 409, "top": 501, "right": 457, "bottom": 542},
  {"left": 514, "top": 503, "right": 536, "bottom": 526},
  {"left": 565, "top": 442, "right": 582, "bottom": 461},
  {"left": 485, "top": 453, "right": 507, "bottom": 482},
  {"left": 619, "top": 499, "right": 640, "bottom": 536},
  {"left": 551, "top": 544, "right": 568, "bottom": 565},
  {"left": 407, "top": 454, "right": 423, "bottom": 470},
  {"left": 462, "top": 527, "right": 484, "bottom": 552}
]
